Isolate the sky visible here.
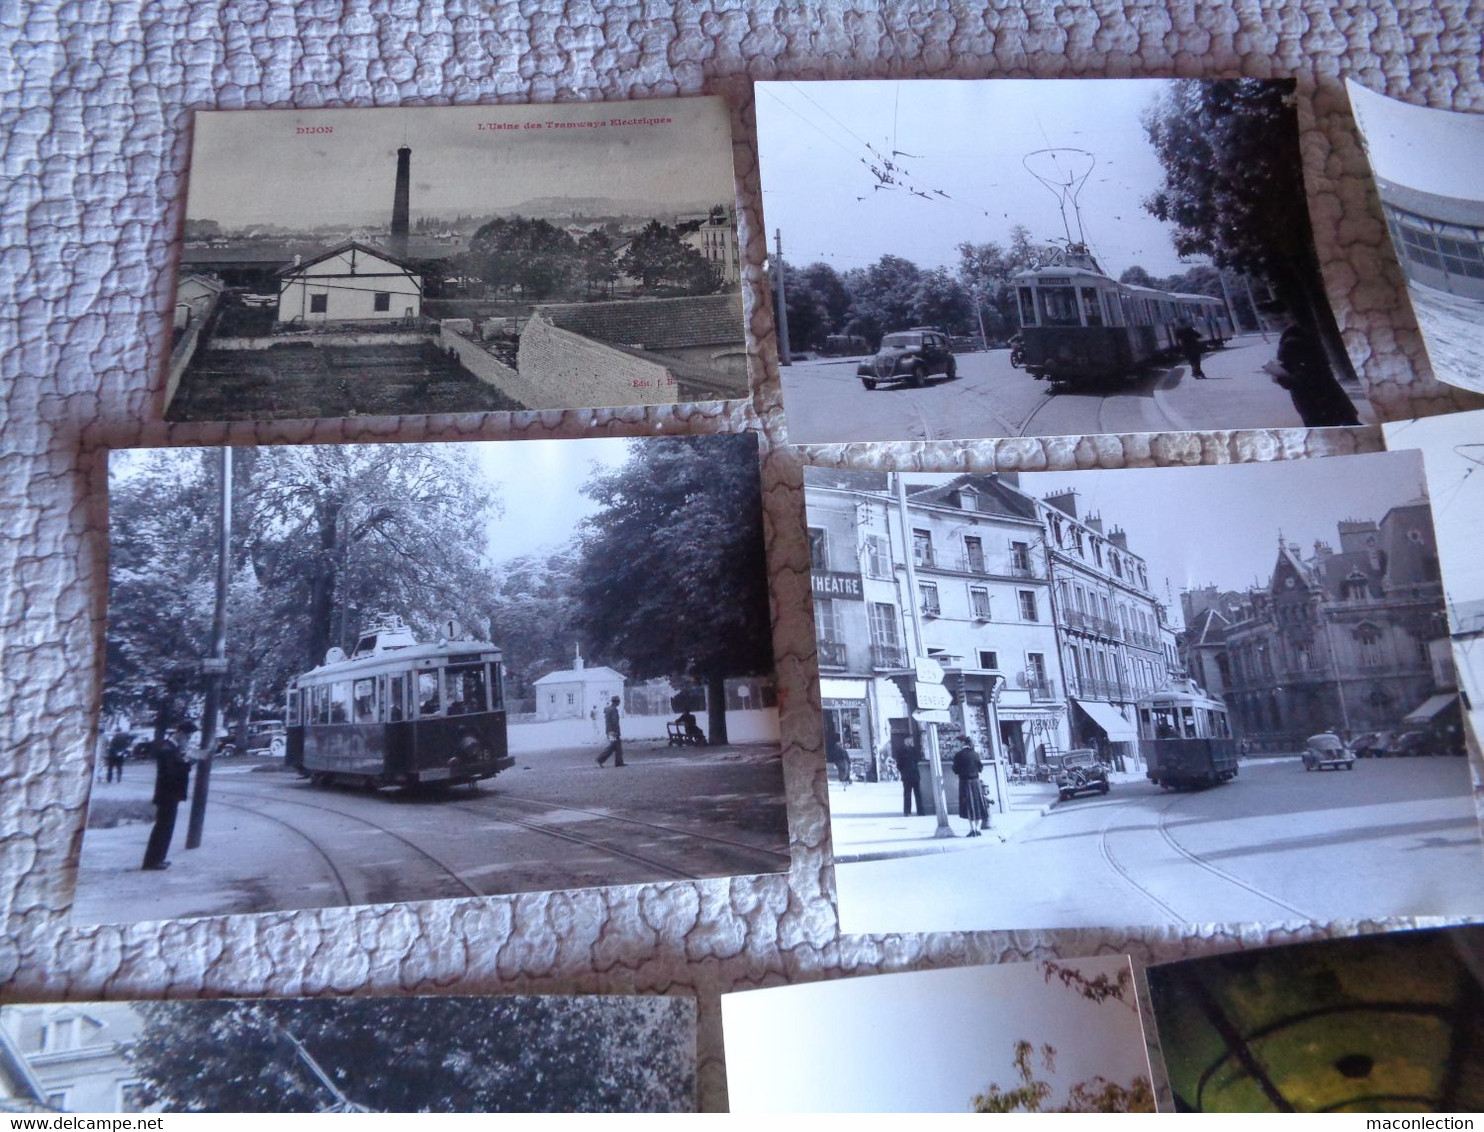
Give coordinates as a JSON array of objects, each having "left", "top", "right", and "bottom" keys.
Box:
[
  {"left": 1007, "top": 452, "right": 1431, "bottom": 625},
  {"left": 722, "top": 956, "right": 1151, "bottom": 1113},
  {"left": 755, "top": 78, "right": 1251, "bottom": 278},
  {"left": 1383, "top": 411, "right": 1484, "bottom": 614},
  {"left": 470, "top": 436, "right": 635, "bottom": 564},
  {"left": 1348, "top": 80, "right": 1484, "bottom": 202},
  {"left": 185, "top": 98, "right": 736, "bottom": 228}
]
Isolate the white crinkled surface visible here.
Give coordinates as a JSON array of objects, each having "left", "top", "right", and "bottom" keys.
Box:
[{"left": 3, "top": 0, "right": 1483, "bottom": 1112}]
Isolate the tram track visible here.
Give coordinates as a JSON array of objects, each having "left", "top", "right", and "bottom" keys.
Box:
[
  {"left": 211, "top": 784, "right": 486, "bottom": 900},
  {"left": 205, "top": 795, "right": 357, "bottom": 906},
  {"left": 463, "top": 792, "right": 791, "bottom": 866},
  {"left": 213, "top": 777, "right": 711, "bottom": 891},
  {"left": 1094, "top": 789, "right": 1315, "bottom": 924}
]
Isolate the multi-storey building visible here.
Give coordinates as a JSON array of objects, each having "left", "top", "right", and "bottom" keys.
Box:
[
  {"left": 1036, "top": 489, "right": 1181, "bottom": 766},
  {"left": 0, "top": 1004, "right": 148, "bottom": 1113},
  {"left": 805, "top": 470, "right": 1071, "bottom": 778},
  {"left": 1193, "top": 504, "right": 1451, "bottom": 750}
]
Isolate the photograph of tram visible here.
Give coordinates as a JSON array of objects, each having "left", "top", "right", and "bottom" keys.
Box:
[
  {"left": 1348, "top": 79, "right": 1484, "bottom": 395},
  {"left": 812, "top": 450, "right": 1483, "bottom": 935},
  {"left": 756, "top": 78, "right": 1371, "bottom": 442},
  {"left": 78, "top": 433, "right": 788, "bottom": 925}
]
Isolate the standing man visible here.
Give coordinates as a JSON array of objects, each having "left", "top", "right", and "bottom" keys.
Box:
[
  {"left": 105, "top": 729, "right": 130, "bottom": 783},
  {"left": 596, "top": 696, "right": 625, "bottom": 767},
  {"left": 1175, "top": 321, "right": 1206, "bottom": 378},
  {"left": 1259, "top": 299, "right": 1361, "bottom": 427},
  {"left": 894, "top": 734, "right": 923, "bottom": 815},
  {"left": 142, "top": 721, "right": 196, "bottom": 870}
]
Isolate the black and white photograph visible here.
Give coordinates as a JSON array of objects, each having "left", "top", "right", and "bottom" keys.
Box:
[
  {"left": 804, "top": 451, "right": 1482, "bottom": 934},
  {"left": 1348, "top": 80, "right": 1484, "bottom": 394},
  {"left": 1384, "top": 410, "right": 1484, "bottom": 754},
  {"left": 757, "top": 78, "right": 1370, "bottom": 442},
  {"left": 164, "top": 97, "right": 746, "bottom": 422},
  {"left": 722, "top": 955, "right": 1153, "bottom": 1112},
  {"left": 1146, "top": 925, "right": 1484, "bottom": 1113},
  {"left": 0, "top": 995, "right": 695, "bottom": 1113},
  {"left": 79, "top": 433, "right": 787, "bottom": 925}
]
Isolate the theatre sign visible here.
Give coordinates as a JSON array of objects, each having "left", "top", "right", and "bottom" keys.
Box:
[{"left": 812, "top": 570, "right": 864, "bottom": 600}]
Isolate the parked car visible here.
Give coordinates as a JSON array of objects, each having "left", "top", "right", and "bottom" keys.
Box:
[
  {"left": 1351, "top": 729, "right": 1395, "bottom": 758},
  {"left": 1301, "top": 732, "right": 1355, "bottom": 771},
  {"left": 858, "top": 327, "right": 956, "bottom": 389},
  {"left": 1391, "top": 729, "right": 1438, "bottom": 757},
  {"left": 217, "top": 719, "right": 288, "bottom": 758},
  {"left": 820, "top": 333, "right": 870, "bottom": 357},
  {"left": 1052, "top": 748, "right": 1110, "bottom": 800}
]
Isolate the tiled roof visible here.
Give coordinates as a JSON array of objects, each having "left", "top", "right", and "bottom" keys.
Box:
[
  {"left": 908, "top": 474, "right": 1039, "bottom": 521},
  {"left": 535, "top": 292, "right": 744, "bottom": 350}
]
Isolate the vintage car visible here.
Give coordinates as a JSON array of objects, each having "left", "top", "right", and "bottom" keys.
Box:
[
  {"left": 217, "top": 719, "right": 288, "bottom": 758},
  {"left": 858, "top": 327, "right": 957, "bottom": 389},
  {"left": 1052, "top": 748, "right": 1110, "bottom": 801},
  {"left": 1301, "top": 732, "right": 1355, "bottom": 771},
  {"left": 1350, "top": 729, "right": 1396, "bottom": 758}
]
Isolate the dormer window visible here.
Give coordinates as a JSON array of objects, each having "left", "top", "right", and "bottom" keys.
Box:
[
  {"left": 957, "top": 487, "right": 980, "bottom": 512},
  {"left": 1343, "top": 572, "right": 1370, "bottom": 601}
]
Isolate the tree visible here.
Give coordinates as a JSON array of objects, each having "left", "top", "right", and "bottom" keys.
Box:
[
  {"left": 911, "top": 266, "right": 973, "bottom": 333},
  {"left": 466, "top": 216, "right": 581, "bottom": 300},
  {"left": 843, "top": 254, "right": 922, "bottom": 346},
  {"left": 573, "top": 435, "right": 773, "bottom": 744},
  {"left": 483, "top": 544, "right": 595, "bottom": 703},
  {"left": 619, "top": 220, "right": 720, "bottom": 294},
  {"left": 126, "top": 997, "right": 694, "bottom": 1113},
  {"left": 971, "top": 961, "right": 1155, "bottom": 1113},
  {"left": 778, "top": 260, "right": 851, "bottom": 351},
  {"left": 1141, "top": 78, "right": 1356, "bottom": 380},
  {"left": 1119, "top": 265, "right": 1157, "bottom": 287},
  {"left": 577, "top": 228, "right": 619, "bottom": 297}
]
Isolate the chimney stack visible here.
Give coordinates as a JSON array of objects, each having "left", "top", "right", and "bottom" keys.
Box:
[{"left": 390, "top": 145, "right": 411, "bottom": 259}]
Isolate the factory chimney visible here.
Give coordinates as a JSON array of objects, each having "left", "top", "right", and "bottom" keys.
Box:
[{"left": 390, "top": 145, "right": 411, "bottom": 259}]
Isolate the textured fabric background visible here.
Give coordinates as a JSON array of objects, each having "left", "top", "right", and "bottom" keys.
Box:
[{"left": 3, "top": 1, "right": 1483, "bottom": 1112}]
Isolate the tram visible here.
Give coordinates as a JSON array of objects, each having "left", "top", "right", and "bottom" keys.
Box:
[
  {"left": 1136, "top": 679, "right": 1240, "bottom": 790},
  {"left": 285, "top": 613, "right": 513, "bottom": 790},
  {"left": 1013, "top": 247, "right": 1234, "bottom": 387}
]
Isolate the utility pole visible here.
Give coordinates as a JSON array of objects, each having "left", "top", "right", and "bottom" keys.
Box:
[
  {"left": 1214, "top": 268, "right": 1240, "bottom": 337},
  {"left": 188, "top": 446, "right": 231, "bottom": 850},
  {"left": 895, "top": 474, "right": 953, "bottom": 838},
  {"left": 773, "top": 228, "right": 792, "bottom": 366}
]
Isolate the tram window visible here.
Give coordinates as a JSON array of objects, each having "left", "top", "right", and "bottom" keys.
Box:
[
  {"left": 418, "top": 670, "right": 441, "bottom": 717},
  {"left": 329, "top": 682, "right": 351, "bottom": 724},
  {"left": 1180, "top": 706, "right": 1197, "bottom": 737},
  {"left": 1080, "top": 287, "right": 1104, "bottom": 327},
  {"left": 443, "top": 663, "right": 488, "bottom": 715},
  {"left": 287, "top": 690, "right": 300, "bottom": 727},
  {"left": 1150, "top": 707, "right": 1178, "bottom": 739},
  {"left": 311, "top": 685, "right": 328, "bottom": 725},
  {"left": 1038, "top": 286, "right": 1080, "bottom": 327},
  {"left": 388, "top": 674, "right": 406, "bottom": 722},
  {"left": 488, "top": 663, "right": 505, "bottom": 710},
  {"left": 1018, "top": 287, "right": 1037, "bottom": 327},
  {"left": 353, "top": 678, "right": 376, "bottom": 724}
]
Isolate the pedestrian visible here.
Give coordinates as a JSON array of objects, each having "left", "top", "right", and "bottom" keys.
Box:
[
  {"left": 142, "top": 721, "right": 196, "bottom": 871},
  {"left": 589, "top": 704, "right": 601, "bottom": 738},
  {"left": 596, "top": 695, "right": 625, "bottom": 767},
  {"left": 893, "top": 736, "right": 923, "bottom": 815},
  {"left": 1258, "top": 299, "right": 1361, "bottom": 427},
  {"left": 951, "top": 739, "right": 991, "bottom": 837},
  {"left": 1175, "top": 321, "right": 1206, "bottom": 378},
  {"left": 105, "top": 729, "right": 130, "bottom": 783},
  {"left": 826, "top": 727, "right": 851, "bottom": 789}
]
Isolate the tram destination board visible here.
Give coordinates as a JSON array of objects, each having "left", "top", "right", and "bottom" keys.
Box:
[
  {"left": 757, "top": 78, "right": 1374, "bottom": 443},
  {"left": 79, "top": 432, "right": 788, "bottom": 926}
]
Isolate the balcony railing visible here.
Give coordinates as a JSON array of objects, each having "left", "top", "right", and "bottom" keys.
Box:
[
  {"left": 947, "top": 554, "right": 1043, "bottom": 580},
  {"left": 1069, "top": 676, "right": 1129, "bottom": 701},
  {"left": 872, "top": 643, "right": 908, "bottom": 670},
  {"left": 1063, "top": 609, "right": 1120, "bottom": 638},
  {"left": 1016, "top": 671, "right": 1058, "bottom": 701},
  {"left": 817, "top": 639, "right": 848, "bottom": 669}
]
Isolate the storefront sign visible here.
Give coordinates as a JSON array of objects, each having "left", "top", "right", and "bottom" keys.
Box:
[{"left": 812, "top": 570, "right": 864, "bottom": 600}]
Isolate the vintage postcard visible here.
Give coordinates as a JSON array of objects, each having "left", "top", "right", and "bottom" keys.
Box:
[
  {"left": 1384, "top": 410, "right": 1484, "bottom": 758},
  {"left": 0, "top": 995, "right": 695, "bottom": 1112},
  {"left": 722, "top": 956, "right": 1153, "bottom": 1112},
  {"left": 79, "top": 433, "right": 786, "bottom": 924},
  {"left": 164, "top": 98, "right": 746, "bottom": 421},
  {"left": 1147, "top": 926, "right": 1484, "bottom": 1112},
  {"left": 1348, "top": 81, "right": 1484, "bottom": 395},
  {"left": 806, "top": 451, "right": 1482, "bottom": 934},
  {"left": 756, "top": 79, "right": 1369, "bottom": 442}
]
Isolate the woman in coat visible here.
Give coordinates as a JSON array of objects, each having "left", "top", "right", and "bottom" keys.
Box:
[{"left": 951, "top": 739, "right": 990, "bottom": 837}]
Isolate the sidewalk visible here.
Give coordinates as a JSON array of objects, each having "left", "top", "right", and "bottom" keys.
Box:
[{"left": 827, "top": 767, "right": 1148, "bottom": 863}]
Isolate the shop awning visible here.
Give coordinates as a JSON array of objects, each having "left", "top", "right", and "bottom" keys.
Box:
[
  {"left": 1403, "top": 693, "right": 1458, "bottom": 725},
  {"left": 1073, "top": 698, "right": 1139, "bottom": 742}
]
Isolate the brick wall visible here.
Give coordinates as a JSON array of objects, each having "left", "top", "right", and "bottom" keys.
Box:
[{"left": 438, "top": 324, "right": 521, "bottom": 394}]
